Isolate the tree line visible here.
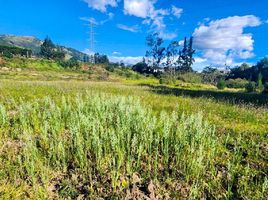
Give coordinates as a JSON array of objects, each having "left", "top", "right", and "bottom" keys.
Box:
[
  {"left": 0, "top": 45, "right": 32, "bottom": 58},
  {"left": 133, "top": 33, "right": 195, "bottom": 77}
]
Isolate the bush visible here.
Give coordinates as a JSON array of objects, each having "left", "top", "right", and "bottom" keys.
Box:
[
  {"left": 225, "top": 78, "right": 248, "bottom": 89},
  {"left": 159, "top": 73, "right": 176, "bottom": 85},
  {"left": 263, "top": 83, "right": 268, "bottom": 94},
  {"left": 177, "top": 72, "right": 202, "bottom": 84},
  {"left": 256, "top": 73, "right": 264, "bottom": 91},
  {"left": 114, "top": 68, "right": 142, "bottom": 79},
  {"left": 59, "top": 58, "right": 80, "bottom": 69},
  {"left": 105, "top": 64, "right": 115, "bottom": 72},
  {"left": 245, "top": 81, "right": 256, "bottom": 93},
  {"left": 217, "top": 79, "right": 226, "bottom": 90}
]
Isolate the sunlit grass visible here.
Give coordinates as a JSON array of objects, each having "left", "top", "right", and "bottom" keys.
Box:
[{"left": 0, "top": 80, "right": 267, "bottom": 199}]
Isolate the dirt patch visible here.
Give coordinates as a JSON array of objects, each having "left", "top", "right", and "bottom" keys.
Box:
[{"left": 0, "top": 139, "right": 25, "bottom": 156}]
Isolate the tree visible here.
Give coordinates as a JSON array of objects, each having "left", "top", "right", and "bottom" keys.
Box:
[
  {"left": 145, "top": 33, "right": 165, "bottom": 69},
  {"left": 132, "top": 60, "right": 150, "bottom": 74},
  {"left": 94, "top": 53, "right": 109, "bottom": 64},
  {"left": 40, "top": 37, "right": 55, "bottom": 59},
  {"left": 256, "top": 57, "right": 268, "bottom": 71},
  {"left": 165, "top": 41, "right": 180, "bottom": 68},
  {"left": 177, "top": 37, "right": 195, "bottom": 73},
  {"left": 202, "top": 66, "right": 226, "bottom": 84},
  {"left": 0, "top": 45, "right": 32, "bottom": 58},
  {"left": 228, "top": 58, "right": 268, "bottom": 83},
  {"left": 40, "top": 37, "right": 65, "bottom": 60},
  {"left": 240, "top": 63, "right": 250, "bottom": 71},
  {"left": 164, "top": 41, "right": 180, "bottom": 82},
  {"left": 257, "top": 73, "right": 263, "bottom": 91}
]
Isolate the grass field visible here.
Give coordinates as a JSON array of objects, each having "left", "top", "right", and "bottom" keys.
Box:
[{"left": 0, "top": 58, "right": 267, "bottom": 199}]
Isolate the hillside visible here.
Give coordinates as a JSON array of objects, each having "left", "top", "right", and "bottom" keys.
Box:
[{"left": 0, "top": 35, "right": 89, "bottom": 61}]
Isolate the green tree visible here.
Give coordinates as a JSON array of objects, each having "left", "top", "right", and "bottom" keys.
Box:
[
  {"left": 40, "top": 37, "right": 55, "bottom": 59},
  {"left": 177, "top": 37, "right": 195, "bottom": 73},
  {"left": 257, "top": 73, "right": 263, "bottom": 91},
  {"left": 132, "top": 59, "right": 150, "bottom": 74},
  {"left": 40, "top": 37, "right": 65, "bottom": 60},
  {"left": 94, "top": 53, "right": 109, "bottom": 64}
]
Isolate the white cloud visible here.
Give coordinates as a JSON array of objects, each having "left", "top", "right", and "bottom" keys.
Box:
[
  {"left": 195, "top": 57, "right": 207, "bottom": 63},
  {"left": 80, "top": 12, "right": 114, "bottom": 25},
  {"left": 83, "top": 0, "right": 118, "bottom": 12},
  {"left": 117, "top": 24, "right": 140, "bottom": 32},
  {"left": 171, "top": 6, "right": 183, "bottom": 19},
  {"left": 124, "top": 0, "right": 154, "bottom": 18},
  {"left": 109, "top": 56, "right": 143, "bottom": 65},
  {"left": 83, "top": 0, "right": 180, "bottom": 40},
  {"left": 123, "top": 0, "right": 177, "bottom": 40},
  {"left": 112, "top": 51, "right": 122, "bottom": 55},
  {"left": 193, "top": 15, "right": 261, "bottom": 65}
]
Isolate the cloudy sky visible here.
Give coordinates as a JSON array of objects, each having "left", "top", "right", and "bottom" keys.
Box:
[{"left": 0, "top": 0, "right": 268, "bottom": 70}]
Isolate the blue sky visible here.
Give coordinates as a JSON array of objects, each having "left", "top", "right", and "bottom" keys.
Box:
[{"left": 0, "top": 0, "right": 268, "bottom": 70}]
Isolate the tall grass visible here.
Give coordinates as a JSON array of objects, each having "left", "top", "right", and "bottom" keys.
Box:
[
  {"left": 0, "top": 81, "right": 267, "bottom": 199},
  {"left": 0, "top": 93, "right": 219, "bottom": 198}
]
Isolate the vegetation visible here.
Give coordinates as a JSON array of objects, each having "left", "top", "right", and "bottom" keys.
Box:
[
  {"left": 263, "top": 83, "right": 268, "bottom": 94},
  {"left": 228, "top": 58, "right": 268, "bottom": 83},
  {"left": 93, "top": 53, "right": 110, "bottom": 64},
  {"left": 217, "top": 79, "right": 226, "bottom": 90},
  {"left": 0, "top": 33, "right": 268, "bottom": 199},
  {"left": 145, "top": 33, "right": 196, "bottom": 76},
  {"left": 225, "top": 78, "right": 248, "bottom": 89},
  {"left": 178, "top": 72, "right": 203, "bottom": 84},
  {"left": 245, "top": 81, "right": 256, "bottom": 93},
  {"left": 40, "top": 37, "right": 65, "bottom": 60},
  {"left": 0, "top": 45, "right": 32, "bottom": 58},
  {"left": 0, "top": 80, "right": 267, "bottom": 199}
]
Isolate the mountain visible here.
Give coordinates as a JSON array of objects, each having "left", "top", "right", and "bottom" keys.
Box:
[
  {"left": 0, "top": 35, "right": 42, "bottom": 54},
  {"left": 0, "top": 34, "right": 89, "bottom": 61}
]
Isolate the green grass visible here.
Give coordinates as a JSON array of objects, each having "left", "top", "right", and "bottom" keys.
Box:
[
  {"left": 0, "top": 80, "right": 267, "bottom": 199},
  {"left": 0, "top": 58, "right": 267, "bottom": 199}
]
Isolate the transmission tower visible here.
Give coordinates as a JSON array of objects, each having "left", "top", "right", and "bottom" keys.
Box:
[{"left": 90, "top": 21, "right": 95, "bottom": 63}]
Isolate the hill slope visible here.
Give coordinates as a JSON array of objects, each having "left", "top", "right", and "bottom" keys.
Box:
[{"left": 0, "top": 34, "right": 89, "bottom": 61}]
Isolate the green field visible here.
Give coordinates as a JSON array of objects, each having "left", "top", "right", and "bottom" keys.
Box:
[{"left": 0, "top": 60, "right": 267, "bottom": 199}]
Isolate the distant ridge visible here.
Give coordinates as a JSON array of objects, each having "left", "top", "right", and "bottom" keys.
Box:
[{"left": 0, "top": 34, "right": 89, "bottom": 61}]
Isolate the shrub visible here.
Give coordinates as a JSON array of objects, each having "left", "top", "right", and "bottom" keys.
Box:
[
  {"left": 159, "top": 77, "right": 164, "bottom": 84},
  {"left": 177, "top": 72, "right": 202, "bottom": 84},
  {"left": 159, "top": 73, "right": 176, "bottom": 85},
  {"left": 217, "top": 79, "right": 226, "bottom": 90},
  {"left": 245, "top": 81, "right": 256, "bottom": 93},
  {"left": 59, "top": 58, "right": 80, "bottom": 69},
  {"left": 105, "top": 64, "right": 115, "bottom": 72},
  {"left": 225, "top": 78, "right": 248, "bottom": 89},
  {"left": 263, "top": 83, "right": 268, "bottom": 94},
  {"left": 0, "top": 57, "right": 6, "bottom": 67}
]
